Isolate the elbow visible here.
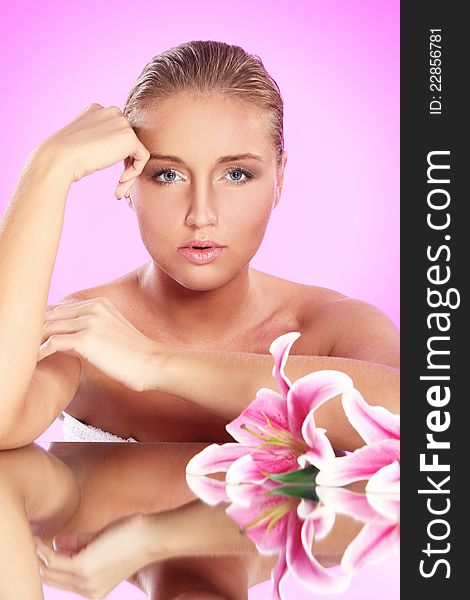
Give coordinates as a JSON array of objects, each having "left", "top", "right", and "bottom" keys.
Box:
[{"left": 0, "top": 407, "right": 33, "bottom": 451}]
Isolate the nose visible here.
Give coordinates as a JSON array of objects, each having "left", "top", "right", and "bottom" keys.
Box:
[{"left": 185, "top": 180, "right": 218, "bottom": 228}]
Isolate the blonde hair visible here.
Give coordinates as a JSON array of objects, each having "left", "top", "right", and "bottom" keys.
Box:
[{"left": 123, "top": 40, "right": 284, "bottom": 166}]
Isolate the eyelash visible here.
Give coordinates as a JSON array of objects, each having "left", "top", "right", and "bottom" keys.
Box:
[{"left": 149, "top": 167, "right": 255, "bottom": 186}]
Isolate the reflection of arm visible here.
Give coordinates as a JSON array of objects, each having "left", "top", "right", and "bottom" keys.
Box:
[
  {"left": 148, "top": 301, "right": 399, "bottom": 451},
  {"left": 0, "top": 443, "right": 80, "bottom": 599},
  {"left": 143, "top": 499, "right": 259, "bottom": 562},
  {"left": 36, "top": 497, "right": 265, "bottom": 598}
]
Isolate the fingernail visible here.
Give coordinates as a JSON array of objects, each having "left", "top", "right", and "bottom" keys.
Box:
[{"left": 36, "top": 550, "right": 49, "bottom": 566}]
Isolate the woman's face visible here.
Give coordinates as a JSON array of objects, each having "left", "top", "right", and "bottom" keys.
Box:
[{"left": 130, "top": 91, "right": 287, "bottom": 291}]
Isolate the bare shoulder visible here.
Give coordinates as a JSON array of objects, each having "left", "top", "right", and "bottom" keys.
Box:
[
  {"left": 253, "top": 269, "right": 345, "bottom": 311},
  {"left": 305, "top": 293, "right": 400, "bottom": 368},
  {"left": 255, "top": 270, "right": 399, "bottom": 368}
]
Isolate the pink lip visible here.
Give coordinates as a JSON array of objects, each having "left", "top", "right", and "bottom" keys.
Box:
[
  {"left": 179, "top": 238, "right": 223, "bottom": 249},
  {"left": 178, "top": 246, "right": 225, "bottom": 265}
]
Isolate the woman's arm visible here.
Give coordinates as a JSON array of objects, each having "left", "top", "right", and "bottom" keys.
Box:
[
  {"left": 0, "top": 147, "right": 73, "bottom": 433},
  {"left": 0, "top": 104, "right": 150, "bottom": 445},
  {"left": 148, "top": 349, "right": 398, "bottom": 451},
  {"left": 146, "top": 300, "right": 399, "bottom": 451}
]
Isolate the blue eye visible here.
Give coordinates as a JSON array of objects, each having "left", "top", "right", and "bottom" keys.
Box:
[
  {"left": 150, "top": 169, "right": 181, "bottom": 185},
  {"left": 227, "top": 167, "right": 254, "bottom": 185}
]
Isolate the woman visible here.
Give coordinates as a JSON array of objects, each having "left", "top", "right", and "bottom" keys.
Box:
[{"left": 0, "top": 40, "right": 399, "bottom": 450}]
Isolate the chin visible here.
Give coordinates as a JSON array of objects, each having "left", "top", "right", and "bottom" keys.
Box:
[
  {"left": 160, "top": 260, "right": 247, "bottom": 292},
  {"left": 170, "top": 261, "right": 249, "bottom": 292},
  {"left": 172, "top": 269, "right": 237, "bottom": 292}
]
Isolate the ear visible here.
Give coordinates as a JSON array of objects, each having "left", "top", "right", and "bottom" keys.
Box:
[{"left": 273, "top": 151, "right": 287, "bottom": 210}]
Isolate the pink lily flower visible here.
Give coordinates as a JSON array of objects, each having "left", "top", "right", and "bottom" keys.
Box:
[
  {"left": 315, "top": 388, "right": 400, "bottom": 494},
  {"left": 186, "top": 331, "right": 356, "bottom": 481}
]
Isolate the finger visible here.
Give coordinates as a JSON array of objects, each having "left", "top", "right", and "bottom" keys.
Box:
[
  {"left": 115, "top": 177, "right": 137, "bottom": 200},
  {"left": 47, "top": 299, "right": 97, "bottom": 315},
  {"left": 129, "top": 141, "right": 151, "bottom": 177},
  {"left": 35, "top": 537, "right": 79, "bottom": 571},
  {"left": 42, "top": 317, "right": 86, "bottom": 342},
  {"left": 40, "top": 568, "right": 85, "bottom": 596},
  {"left": 53, "top": 531, "right": 96, "bottom": 554},
  {"left": 38, "top": 552, "right": 107, "bottom": 598},
  {"left": 44, "top": 297, "right": 133, "bottom": 331},
  {"left": 45, "top": 297, "right": 115, "bottom": 319},
  {"left": 38, "top": 332, "right": 84, "bottom": 361}
]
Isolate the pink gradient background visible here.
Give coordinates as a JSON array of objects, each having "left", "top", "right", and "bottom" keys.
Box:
[{"left": 1, "top": 0, "right": 399, "bottom": 598}]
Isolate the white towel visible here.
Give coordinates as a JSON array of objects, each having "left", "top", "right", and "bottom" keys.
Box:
[{"left": 59, "top": 411, "right": 138, "bottom": 443}]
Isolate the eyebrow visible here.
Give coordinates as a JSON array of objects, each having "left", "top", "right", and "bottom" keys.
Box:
[{"left": 148, "top": 152, "right": 263, "bottom": 164}]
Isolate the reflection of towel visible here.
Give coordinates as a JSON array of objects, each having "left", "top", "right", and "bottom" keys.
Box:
[{"left": 59, "top": 411, "right": 138, "bottom": 443}]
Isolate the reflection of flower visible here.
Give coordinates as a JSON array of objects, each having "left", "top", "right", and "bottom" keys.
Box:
[
  {"left": 186, "top": 464, "right": 351, "bottom": 599},
  {"left": 225, "top": 461, "right": 351, "bottom": 598},
  {"left": 316, "top": 486, "right": 400, "bottom": 575},
  {"left": 186, "top": 331, "right": 356, "bottom": 481},
  {"left": 316, "top": 388, "right": 400, "bottom": 494}
]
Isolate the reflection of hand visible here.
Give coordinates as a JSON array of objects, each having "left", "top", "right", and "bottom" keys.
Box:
[
  {"left": 34, "top": 513, "right": 151, "bottom": 598},
  {"left": 38, "top": 297, "right": 163, "bottom": 391}
]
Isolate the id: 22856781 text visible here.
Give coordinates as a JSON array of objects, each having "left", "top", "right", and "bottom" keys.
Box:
[{"left": 429, "top": 29, "right": 443, "bottom": 115}]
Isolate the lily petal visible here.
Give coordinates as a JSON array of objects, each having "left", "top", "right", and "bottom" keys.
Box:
[
  {"left": 269, "top": 331, "right": 301, "bottom": 397},
  {"left": 185, "top": 474, "right": 229, "bottom": 506},
  {"left": 226, "top": 453, "right": 267, "bottom": 485},
  {"left": 342, "top": 389, "right": 400, "bottom": 444},
  {"left": 366, "top": 460, "right": 400, "bottom": 495},
  {"left": 225, "top": 481, "right": 270, "bottom": 507},
  {"left": 297, "top": 498, "right": 318, "bottom": 520},
  {"left": 271, "top": 546, "right": 289, "bottom": 600},
  {"left": 251, "top": 447, "right": 299, "bottom": 475},
  {"left": 287, "top": 370, "right": 354, "bottom": 439},
  {"left": 341, "top": 521, "right": 400, "bottom": 575},
  {"left": 366, "top": 492, "right": 400, "bottom": 524},
  {"left": 226, "top": 388, "right": 287, "bottom": 446},
  {"left": 226, "top": 493, "right": 292, "bottom": 555},
  {"left": 298, "top": 422, "right": 336, "bottom": 471},
  {"left": 286, "top": 510, "right": 351, "bottom": 593},
  {"left": 316, "top": 486, "right": 388, "bottom": 523},
  {"left": 315, "top": 439, "right": 400, "bottom": 487},
  {"left": 301, "top": 503, "right": 336, "bottom": 541},
  {"left": 185, "top": 442, "right": 251, "bottom": 475}
]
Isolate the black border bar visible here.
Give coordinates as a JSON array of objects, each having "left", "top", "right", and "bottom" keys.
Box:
[{"left": 401, "top": 2, "right": 465, "bottom": 596}]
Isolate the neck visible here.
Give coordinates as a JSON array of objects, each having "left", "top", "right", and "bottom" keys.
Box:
[{"left": 139, "top": 261, "right": 259, "bottom": 339}]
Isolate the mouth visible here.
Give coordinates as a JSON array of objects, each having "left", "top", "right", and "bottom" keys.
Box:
[
  {"left": 179, "top": 239, "right": 224, "bottom": 250},
  {"left": 178, "top": 240, "right": 226, "bottom": 265}
]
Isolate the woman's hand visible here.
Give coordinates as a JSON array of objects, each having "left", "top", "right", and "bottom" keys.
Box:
[
  {"left": 38, "top": 102, "right": 150, "bottom": 198},
  {"left": 34, "top": 513, "right": 153, "bottom": 599},
  {"left": 38, "top": 297, "right": 163, "bottom": 392}
]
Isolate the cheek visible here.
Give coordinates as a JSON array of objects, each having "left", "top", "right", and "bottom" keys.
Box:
[
  {"left": 224, "top": 190, "right": 274, "bottom": 243},
  {"left": 134, "top": 204, "right": 176, "bottom": 257}
]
